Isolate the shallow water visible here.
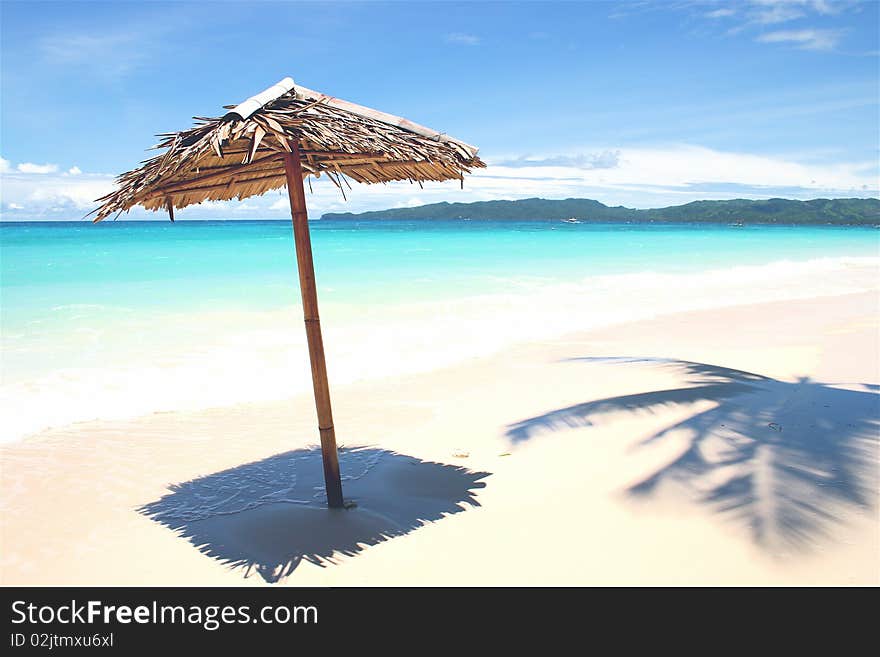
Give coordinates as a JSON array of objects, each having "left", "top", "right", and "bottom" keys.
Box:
[{"left": 2, "top": 219, "right": 878, "bottom": 442}]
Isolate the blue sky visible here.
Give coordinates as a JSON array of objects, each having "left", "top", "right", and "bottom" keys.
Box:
[{"left": 1, "top": 0, "right": 878, "bottom": 220}]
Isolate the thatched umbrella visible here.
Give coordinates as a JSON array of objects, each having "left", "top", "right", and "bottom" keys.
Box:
[{"left": 91, "top": 77, "right": 484, "bottom": 508}]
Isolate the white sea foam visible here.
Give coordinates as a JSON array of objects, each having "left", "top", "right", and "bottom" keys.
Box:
[{"left": 2, "top": 255, "right": 878, "bottom": 444}]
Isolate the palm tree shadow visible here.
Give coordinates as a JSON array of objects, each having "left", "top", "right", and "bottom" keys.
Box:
[
  {"left": 506, "top": 357, "right": 879, "bottom": 551},
  {"left": 140, "top": 446, "right": 489, "bottom": 582}
]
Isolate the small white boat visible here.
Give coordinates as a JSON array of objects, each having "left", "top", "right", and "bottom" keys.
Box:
[{"left": 562, "top": 217, "right": 580, "bottom": 224}]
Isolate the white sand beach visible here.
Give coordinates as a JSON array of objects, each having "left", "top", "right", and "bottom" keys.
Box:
[{"left": 2, "top": 282, "right": 878, "bottom": 586}]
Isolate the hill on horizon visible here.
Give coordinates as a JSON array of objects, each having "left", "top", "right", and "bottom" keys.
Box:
[{"left": 320, "top": 197, "right": 880, "bottom": 225}]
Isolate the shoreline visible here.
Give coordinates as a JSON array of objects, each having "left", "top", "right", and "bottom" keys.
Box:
[
  {"left": 3, "top": 254, "right": 878, "bottom": 445},
  {"left": 2, "top": 289, "right": 877, "bottom": 585}
]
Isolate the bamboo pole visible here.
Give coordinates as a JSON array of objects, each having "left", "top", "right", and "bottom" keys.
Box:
[{"left": 283, "top": 143, "right": 344, "bottom": 509}]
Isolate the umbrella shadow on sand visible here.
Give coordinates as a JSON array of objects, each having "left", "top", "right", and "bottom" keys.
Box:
[
  {"left": 140, "top": 447, "right": 489, "bottom": 582},
  {"left": 506, "top": 357, "right": 879, "bottom": 551}
]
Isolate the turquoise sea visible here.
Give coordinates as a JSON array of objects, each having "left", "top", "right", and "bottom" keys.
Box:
[
  {"left": 2, "top": 219, "right": 878, "bottom": 442},
  {"left": 4, "top": 219, "right": 879, "bottom": 323}
]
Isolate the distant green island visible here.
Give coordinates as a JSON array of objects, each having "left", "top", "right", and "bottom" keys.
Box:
[{"left": 321, "top": 197, "right": 880, "bottom": 225}]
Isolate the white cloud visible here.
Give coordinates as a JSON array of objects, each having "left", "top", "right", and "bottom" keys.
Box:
[
  {"left": 1, "top": 166, "right": 116, "bottom": 219},
  {"left": 0, "top": 158, "right": 10, "bottom": 173},
  {"left": 751, "top": 4, "right": 806, "bottom": 25},
  {"left": 706, "top": 8, "right": 736, "bottom": 19},
  {"left": 446, "top": 33, "right": 480, "bottom": 46},
  {"left": 497, "top": 150, "right": 621, "bottom": 170},
  {"left": 482, "top": 144, "right": 877, "bottom": 193},
  {"left": 2, "top": 145, "right": 876, "bottom": 221},
  {"left": 750, "top": 0, "right": 838, "bottom": 15},
  {"left": 16, "top": 162, "right": 59, "bottom": 174},
  {"left": 757, "top": 28, "right": 844, "bottom": 50},
  {"left": 691, "top": 1, "right": 854, "bottom": 50},
  {"left": 67, "top": 166, "right": 82, "bottom": 175}
]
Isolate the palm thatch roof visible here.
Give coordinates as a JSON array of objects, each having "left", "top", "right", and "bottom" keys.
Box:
[{"left": 91, "top": 77, "right": 485, "bottom": 222}]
